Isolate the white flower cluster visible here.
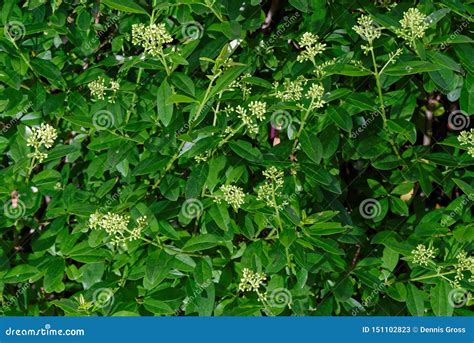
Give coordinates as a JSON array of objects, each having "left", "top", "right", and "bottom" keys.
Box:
[
  {"left": 132, "top": 23, "right": 173, "bottom": 57},
  {"left": 307, "top": 83, "right": 326, "bottom": 109},
  {"left": 314, "top": 58, "right": 337, "bottom": 78},
  {"left": 454, "top": 251, "right": 474, "bottom": 287},
  {"left": 411, "top": 244, "right": 436, "bottom": 266},
  {"left": 89, "top": 211, "right": 147, "bottom": 246},
  {"left": 214, "top": 184, "right": 246, "bottom": 211},
  {"left": 257, "top": 166, "right": 288, "bottom": 211},
  {"left": 353, "top": 15, "right": 382, "bottom": 53},
  {"left": 27, "top": 123, "right": 58, "bottom": 163},
  {"left": 297, "top": 32, "right": 326, "bottom": 63},
  {"left": 235, "top": 101, "right": 267, "bottom": 134},
  {"left": 229, "top": 73, "right": 253, "bottom": 100},
  {"left": 395, "top": 8, "right": 429, "bottom": 48},
  {"left": 273, "top": 76, "right": 307, "bottom": 102},
  {"left": 354, "top": 15, "right": 382, "bottom": 42},
  {"left": 238, "top": 268, "right": 267, "bottom": 302},
  {"left": 88, "top": 77, "right": 120, "bottom": 103},
  {"left": 458, "top": 129, "right": 474, "bottom": 157}
]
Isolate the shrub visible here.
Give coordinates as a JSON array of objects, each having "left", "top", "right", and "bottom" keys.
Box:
[{"left": 0, "top": 0, "right": 472, "bottom": 316}]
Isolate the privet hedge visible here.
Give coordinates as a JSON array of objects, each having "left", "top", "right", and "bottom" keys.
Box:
[{"left": 0, "top": 0, "right": 473, "bottom": 317}]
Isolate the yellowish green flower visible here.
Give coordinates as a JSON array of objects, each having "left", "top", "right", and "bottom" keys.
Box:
[
  {"left": 238, "top": 268, "right": 267, "bottom": 302},
  {"left": 214, "top": 184, "right": 246, "bottom": 210},
  {"left": 411, "top": 244, "right": 436, "bottom": 266},
  {"left": 454, "top": 251, "right": 474, "bottom": 287},
  {"left": 89, "top": 212, "right": 147, "bottom": 246},
  {"left": 131, "top": 23, "right": 173, "bottom": 57},
  {"left": 395, "top": 8, "right": 429, "bottom": 48},
  {"left": 297, "top": 32, "right": 326, "bottom": 64},
  {"left": 235, "top": 101, "right": 267, "bottom": 134},
  {"left": 273, "top": 76, "right": 307, "bottom": 102},
  {"left": 353, "top": 15, "right": 382, "bottom": 43},
  {"left": 257, "top": 167, "right": 288, "bottom": 211},
  {"left": 26, "top": 123, "right": 58, "bottom": 163},
  {"left": 307, "top": 83, "right": 326, "bottom": 109},
  {"left": 248, "top": 101, "right": 267, "bottom": 121},
  {"left": 88, "top": 77, "right": 120, "bottom": 103},
  {"left": 458, "top": 129, "right": 474, "bottom": 157}
]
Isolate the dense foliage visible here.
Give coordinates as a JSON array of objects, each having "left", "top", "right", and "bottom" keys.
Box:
[{"left": 0, "top": 0, "right": 473, "bottom": 317}]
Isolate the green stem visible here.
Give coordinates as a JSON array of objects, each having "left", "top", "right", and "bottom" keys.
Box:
[
  {"left": 212, "top": 92, "right": 223, "bottom": 126},
  {"left": 267, "top": 182, "right": 283, "bottom": 238},
  {"left": 152, "top": 72, "right": 221, "bottom": 189},
  {"left": 370, "top": 47, "right": 405, "bottom": 163},
  {"left": 291, "top": 98, "right": 315, "bottom": 154},
  {"left": 369, "top": 47, "right": 387, "bottom": 127},
  {"left": 410, "top": 271, "right": 455, "bottom": 282},
  {"left": 218, "top": 123, "right": 245, "bottom": 148},
  {"left": 7, "top": 34, "right": 46, "bottom": 87},
  {"left": 26, "top": 156, "right": 36, "bottom": 181},
  {"left": 205, "top": 0, "right": 225, "bottom": 22},
  {"left": 125, "top": 67, "right": 143, "bottom": 124}
]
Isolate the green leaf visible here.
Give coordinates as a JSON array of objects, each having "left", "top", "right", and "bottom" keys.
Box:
[
  {"left": 1, "top": 265, "right": 40, "bottom": 283},
  {"left": 228, "top": 140, "right": 263, "bottom": 163},
  {"left": 167, "top": 94, "right": 197, "bottom": 104},
  {"left": 143, "top": 298, "right": 175, "bottom": 315},
  {"left": 144, "top": 250, "right": 173, "bottom": 290},
  {"left": 453, "top": 178, "right": 474, "bottom": 197},
  {"left": 305, "top": 222, "right": 346, "bottom": 235},
  {"left": 406, "top": 283, "right": 425, "bottom": 316},
  {"left": 426, "top": 51, "right": 461, "bottom": 72},
  {"left": 460, "top": 73, "right": 474, "bottom": 114},
  {"left": 430, "top": 280, "right": 454, "bottom": 316},
  {"left": 289, "top": 0, "right": 309, "bottom": 12},
  {"left": 183, "top": 234, "right": 220, "bottom": 252},
  {"left": 300, "top": 131, "right": 322, "bottom": 163},
  {"left": 208, "top": 203, "right": 230, "bottom": 231},
  {"left": 389, "top": 196, "right": 409, "bottom": 216},
  {"left": 384, "top": 61, "right": 442, "bottom": 76},
  {"left": 157, "top": 80, "right": 173, "bottom": 126},
  {"left": 102, "top": 0, "right": 148, "bottom": 14},
  {"left": 209, "top": 66, "right": 247, "bottom": 99},
  {"left": 381, "top": 247, "right": 399, "bottom": 272},
  {"left": 43, "top": 258, "right": 65, "bottom": 293},
  {"left": 327, "top": 107, "right": 352, "bottom": 132},
  {"left": 30, "top": 59, "right": 65, "bottom": 88}
]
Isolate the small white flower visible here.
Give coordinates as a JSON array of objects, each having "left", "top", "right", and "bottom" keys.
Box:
[
  {"left": 257, "top": 167, "right": 288, "bottom": 211},
  {"left": 248, "top": 101, "right": 267, "bottom": 121},
  {"left": 395, "top": 8, "right": 429, "bottom": 48},
  {"left": 458, "top": 129, "right": 474, "bottom": 157},
  {"left": 411, "top": 244, "right": 436, "bottom": 266},
  {"left": 273, "top": 76, "right": 307, "bottom": 102},
  {"left": 215, "top": 185, "right": 246, "bottom": 210},
  {"left": 132, "top": 23, "right": 173, "bottom": 56},
  {"left": 88, "top": 77, "right": 120, "bottom": 103},
  {"left": 297, "top": 32, "right": 326, "bottom": 63},
  {"left": 307, "top": 83, "right": 326, "bottom": 109},
  {"left": 27, "top": 123, "right": 58, "bottom": 162},
  {"left": 88, "top": 212, "right": 147, "bottom": 246},
  {"left": 238, "top": 268, "right": 267, "bottom": 302},
  {"left": 353, "top": 15, "right": 382, "bottom": 44}
]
